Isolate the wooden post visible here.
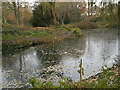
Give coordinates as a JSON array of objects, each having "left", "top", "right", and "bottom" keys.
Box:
[
  {"left": 78, "top": 59, "right": 84, "bottom": 81},
  {"left": 80, "top": 59, "right": 82, "bottom": 81}
]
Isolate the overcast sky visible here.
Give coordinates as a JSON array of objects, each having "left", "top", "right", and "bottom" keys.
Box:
[
  {"left": 6, "top": 0, "right": 118, "bottom": 3},
  {"left": 22, "top": 0, "right": 119, "bottom": 2},
  {"left": 5, "top": 0, "right": 119, "bottom": 6},
  {"left": 19, "top": 0, "right": 101, "bottom": 6},
  {"left": 19, "top": 0, "right": 118, "bottom": 7}
]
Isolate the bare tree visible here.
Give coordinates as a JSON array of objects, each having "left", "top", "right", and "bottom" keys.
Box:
[{"left": 12, "top": 0, "right": 20, "bottom": 25}]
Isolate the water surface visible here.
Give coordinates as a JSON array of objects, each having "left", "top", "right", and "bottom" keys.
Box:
[{"left": 2, "top": 29, "right": 118, "bottom": 88}]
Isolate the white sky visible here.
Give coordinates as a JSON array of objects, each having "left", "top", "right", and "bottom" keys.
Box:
[
  {"left": 19, "top": 0, "right": 100, "bottom": 6},
  {"left": 19, "top": 0, "right": 118, "bottom": 6},
  {"left": 3, "top": 0, "right": 119, "bottom": 6},
  {"left": 6, "top": 0, "right": 118, "bottom": 3}
]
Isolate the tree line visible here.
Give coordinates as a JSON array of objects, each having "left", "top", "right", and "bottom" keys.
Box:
[{"left": 2, "top": 0, "right": 118, "bottom": 27}]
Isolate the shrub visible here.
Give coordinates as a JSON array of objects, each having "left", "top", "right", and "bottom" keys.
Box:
[
  {"left": 61, "top": 24, "right": 73, "bottom": 30},
  {"left": 72, "top": 28, "right": 81, "bottom": 37},
  {"left": 28, "top": 77, "right": 72, "bottom": 88},
  {"left": 73, "top": 21, "right": 98, "bottom": 29},
  {"left": 106, "top": 22, "right": 118, "bottom": 28},
  {"left": 90, "top": 17, "right": 101, "bottom": 22}
]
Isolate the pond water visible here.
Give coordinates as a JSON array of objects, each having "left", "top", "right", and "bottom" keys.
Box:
[{"left": 2, "top": 28, "right": 119, "bottom": 88}]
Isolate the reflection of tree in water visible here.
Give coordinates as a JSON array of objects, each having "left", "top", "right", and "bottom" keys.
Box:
[
  {"left": 36, "top": 37, "right": 86, "bottom": 68},
  {"left": 53, "top": 37, "right": 86, "bottom": 57},
  {"left": 2, "top": 49, "right": 28, "bottom": 87},
  {"left": 19, "top": 52, "right": 26, "bottom": 83},
  {"left": 36, "top": 45, "right": 62, "bottom": 68},
  {"left": 86, "top": 30, "right": 118, "bottom": 66},
  {"left": 101, "top": 30, "right": 118, "bottom": 62},
  {"left": 87, "top": 30, "right": 91, "bottom": 57}
]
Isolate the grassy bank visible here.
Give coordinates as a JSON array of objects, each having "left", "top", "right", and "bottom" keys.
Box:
[
  {"left": 2, "top": 24, "right": 82, "bottom": 52},
  {"left": 2, "top": 20, "right": 117, "bottom": 52},
  {"left": 28, "top": 63, "right": 120, "bottom": 88}
]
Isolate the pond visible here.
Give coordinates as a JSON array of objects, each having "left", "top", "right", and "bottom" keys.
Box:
[{"left": 2, "top": 28, "right": 119, "bottom": 88}]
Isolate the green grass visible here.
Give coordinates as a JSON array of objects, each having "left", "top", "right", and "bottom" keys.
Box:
[
  {"left": 28, "top": 65, "right": 119, "bottom": 88},
  {"left": 2, "top": 24, "right": 82, "bottom": 41},
  {"left": 2, "top": 24, "right": 82, "bottom": 51},
  {"left": 2, "top": 29, "right": 50, "bottom": 40}
]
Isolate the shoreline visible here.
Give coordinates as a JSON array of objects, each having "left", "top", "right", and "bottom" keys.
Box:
[
  {"left": 72, "top": 62, "right": 120, "bottom": 88},
  {"left": 2, "top": 29, "right": 79, "bottom": 53}
]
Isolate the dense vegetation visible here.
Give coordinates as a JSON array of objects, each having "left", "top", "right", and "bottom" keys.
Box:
[
  {"left": 30, "top": 3, "right": 52, "bottom": 27},
  {"left": 2, "top": 1, "right": 118, "bottom": 28}
]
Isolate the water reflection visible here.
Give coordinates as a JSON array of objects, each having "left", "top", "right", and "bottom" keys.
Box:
[
  {"left": 36, "top": 45, "right": 62, "bottom": 68},
  {"left": 81, "top": 30, "right": 118, "bottom": 78},
  {"left": 2, "top": 29, "right": 118, "bottom": 87}
]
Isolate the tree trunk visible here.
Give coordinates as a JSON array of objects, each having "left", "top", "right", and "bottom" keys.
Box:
[
  {"left": 12, "top": 1, "right": 20, "bottom": 25},
  {"left": 17, "top": 1, "right": 20, "bottom": 25},
  {"left": 49, "top": 2, "right": 57, "bottom": 25},
  {"left": 17, "top": 0, "right": 20, "bottom": 25}
]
